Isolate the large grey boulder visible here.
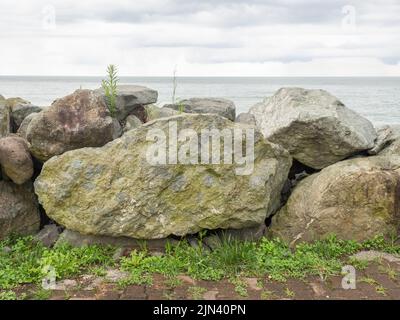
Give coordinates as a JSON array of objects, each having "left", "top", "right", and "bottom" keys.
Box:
[
  {"left": 35, "top": 114, "right": 291, "bottom": 239},
  {"left": 0, "top": 135, "right": 34, "bottom": 184},
  {"left": 0, "top": 181, "right": 41, "bottom": 240},
  {"left": 6, "top": 97, "right": 42, "bottom": 130},
  {"left": 25, "top": 90, "right": 120, "bottom": 162},
  {"left": 164, "top": 98, "right": 236, "bottom": 121},
  {"left": 95, "top": 85, "right": 158, "bottom": 122},
  {"left": 249, "top": 88, "right": 377, "bottom": 169},
  {"left": 268, "top": 155, "right": 400, "bottom": 244},
  {"left": 0, "top": 98, "right": 10, "bottom": 138}
]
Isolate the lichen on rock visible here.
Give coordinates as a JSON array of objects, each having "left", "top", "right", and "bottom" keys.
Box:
[{"left": 35, "top": 114, "right": 291, "bottom": 239}]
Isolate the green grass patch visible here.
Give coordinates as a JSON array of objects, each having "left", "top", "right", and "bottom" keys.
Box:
[
  {"left": 0, "top": 236, "right": 115, "bottom": 289},
  {"left": 1, "top": 234, "right": 400, "bottom": 296},
  {"left": 119, "top": 234, "right": 400, "bottom": 283}
]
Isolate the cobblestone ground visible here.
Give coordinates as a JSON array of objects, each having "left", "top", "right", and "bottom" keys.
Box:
[{"left": 13, "top": 260, "right": 400, "bottom": 300}]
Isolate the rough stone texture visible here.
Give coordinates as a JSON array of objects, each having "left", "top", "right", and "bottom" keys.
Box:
[
  {"left": 104, "top": 269, "right": 130, "bottom": 282},
  {"left": 26, "top": 90, "right": 119, "bottom": 161},
  {"left": 0, "top": 181, "right": 41, "bottom": 239},
  {"left": 17, "top": 112, "right": 40, "bottom": 138},
  {"left": 95, "top": 85, "right": 158, "bottom": 122},
  {"left": 35, "top": 114, "right": 291, "bottom": 239},
  {"left": 375, "top": 125, "right": 400, "bottom": 157},
  {"left": 268, "top": 156, "right": 400, "bottom": 244},
  {"left": 34, "top": 224, "right": 61, "bottom": 247},
  {"left": 369, "top": 125, "right": 400, "bottom": 155},
  {"left": 380, "top": 140, "right": 400, "bottom": 157},
  {"left": 6, "top": 97, "right": 42, "bottom": 130},
  {"left": 350, "top": 250, "right": 400, "bottom": 263},
  {"left": 146, "top": 105, "right": 179, "bottom": 121},
  {"left": 0, "top": 99, "right": 11, "bottom": 138},
  {"left": 123, "top": 115, "right": 142, "bottom": 133},
  {"left": 164, "top": 98, "right": 236, "bottom": 121},
  {"left": 112, "top": 118, "right": 123, "bottom": 139},
  {"left": 0, "top": 135, "right": 34, "bottom": 184},
  {"left": 249, "top": 87, "right": 377, "bottom": 169},
  {"left": 55, "top": 229, "right": 178, "bottom": 250},
  {"left": 235, "top": 112, "right": 256, "bottom": 125}
]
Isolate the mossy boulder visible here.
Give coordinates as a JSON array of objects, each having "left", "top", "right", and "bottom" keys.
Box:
[
  {"left": 269, "top": 155, "right": 400, "bottom": 244},
  {"left": 35, "top": 114, "right": 291, "bottom": 239}
]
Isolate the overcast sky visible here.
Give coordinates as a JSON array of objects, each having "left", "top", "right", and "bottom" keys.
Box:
[{"left": 0, "top": 0, "right": 399, "bottom": 76}]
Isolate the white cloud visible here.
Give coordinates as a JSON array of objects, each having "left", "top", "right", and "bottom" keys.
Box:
[{"left": 0, "top": 0, "right": 399, "bottom": 76}]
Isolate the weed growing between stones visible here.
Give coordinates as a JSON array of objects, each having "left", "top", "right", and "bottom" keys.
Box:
[
  {"left": 101, "top": 64, "right": 119, "bottom": 117},
  {"left": 119, "top": 234, "right": 400, "bottom": 285},
  {"left": 1, "top": 234, "right": 400, "bottom": 295},
  {"left": 0, "top": 236, "right": 115, "bottom": 289}
]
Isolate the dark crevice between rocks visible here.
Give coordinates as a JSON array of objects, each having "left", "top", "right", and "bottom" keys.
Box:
[
  {"left": 32, "top": 156, "right": 43, "bottom": 181},
  {"left": 345, "top": 149, "right": 371, "bottom": 160},
  {"left": 266, "top": 159, "right": 318, "bottom": 232},
  {"left": 265, "top": 215, "right": 273, "bottom": 228},
  {"left": 281, "top": 159, "right": 317, "bottom": 205},
  {"left": 288, "top": 159, "right": 318, "bottom": 180},
  {"left": 30, "top": 157, "right": 53, "bottom": 229},
  {"left": 11, "top": 119, "right": 18, "bottom": 134},
  {"left": 38, "top": 203, "right": 51, "bottom": 229}
]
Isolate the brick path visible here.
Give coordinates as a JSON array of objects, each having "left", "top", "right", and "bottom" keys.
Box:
[{"left": 34, "top": 261, "right": 400, "bottom": 300}]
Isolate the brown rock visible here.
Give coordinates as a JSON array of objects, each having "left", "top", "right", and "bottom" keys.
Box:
[
  {"left": 0, "top": 135, "right": 34, "bottom": 184},
  {"left": 26, "top": 90, "right": 120, "bottom": 161}
]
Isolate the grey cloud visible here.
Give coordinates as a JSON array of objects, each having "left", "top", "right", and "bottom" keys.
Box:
[
  {"left": 381, "top": 57, "right": 400, "bottom": 65},
  {"left": 0, "top": 0, "right": 399, "bottom": 75},
  {"left": 54, "top": 0, "right": 351, "bottom": 27}
]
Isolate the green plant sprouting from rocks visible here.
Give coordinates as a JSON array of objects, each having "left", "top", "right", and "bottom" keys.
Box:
[
  {"left": 101, "top": 64, "right": 119, "bottom": 117},
  {"left": 177, "top": 99, "right": 185, "bottom": 114},
  {"left": 172, "top": 66, "right": 178, "bottom": 104},
  {"left": 171, "top": 66, "right": 185, "bottom": 113}
]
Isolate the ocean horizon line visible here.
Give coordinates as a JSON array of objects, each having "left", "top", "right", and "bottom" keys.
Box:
[{"left": 1, "top": 75, "right": 400, "bottom": 79}]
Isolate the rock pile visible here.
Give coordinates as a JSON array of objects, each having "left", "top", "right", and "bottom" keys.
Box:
[{"left": 1, "top": 86, "right": 399, "bottom": 246}]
